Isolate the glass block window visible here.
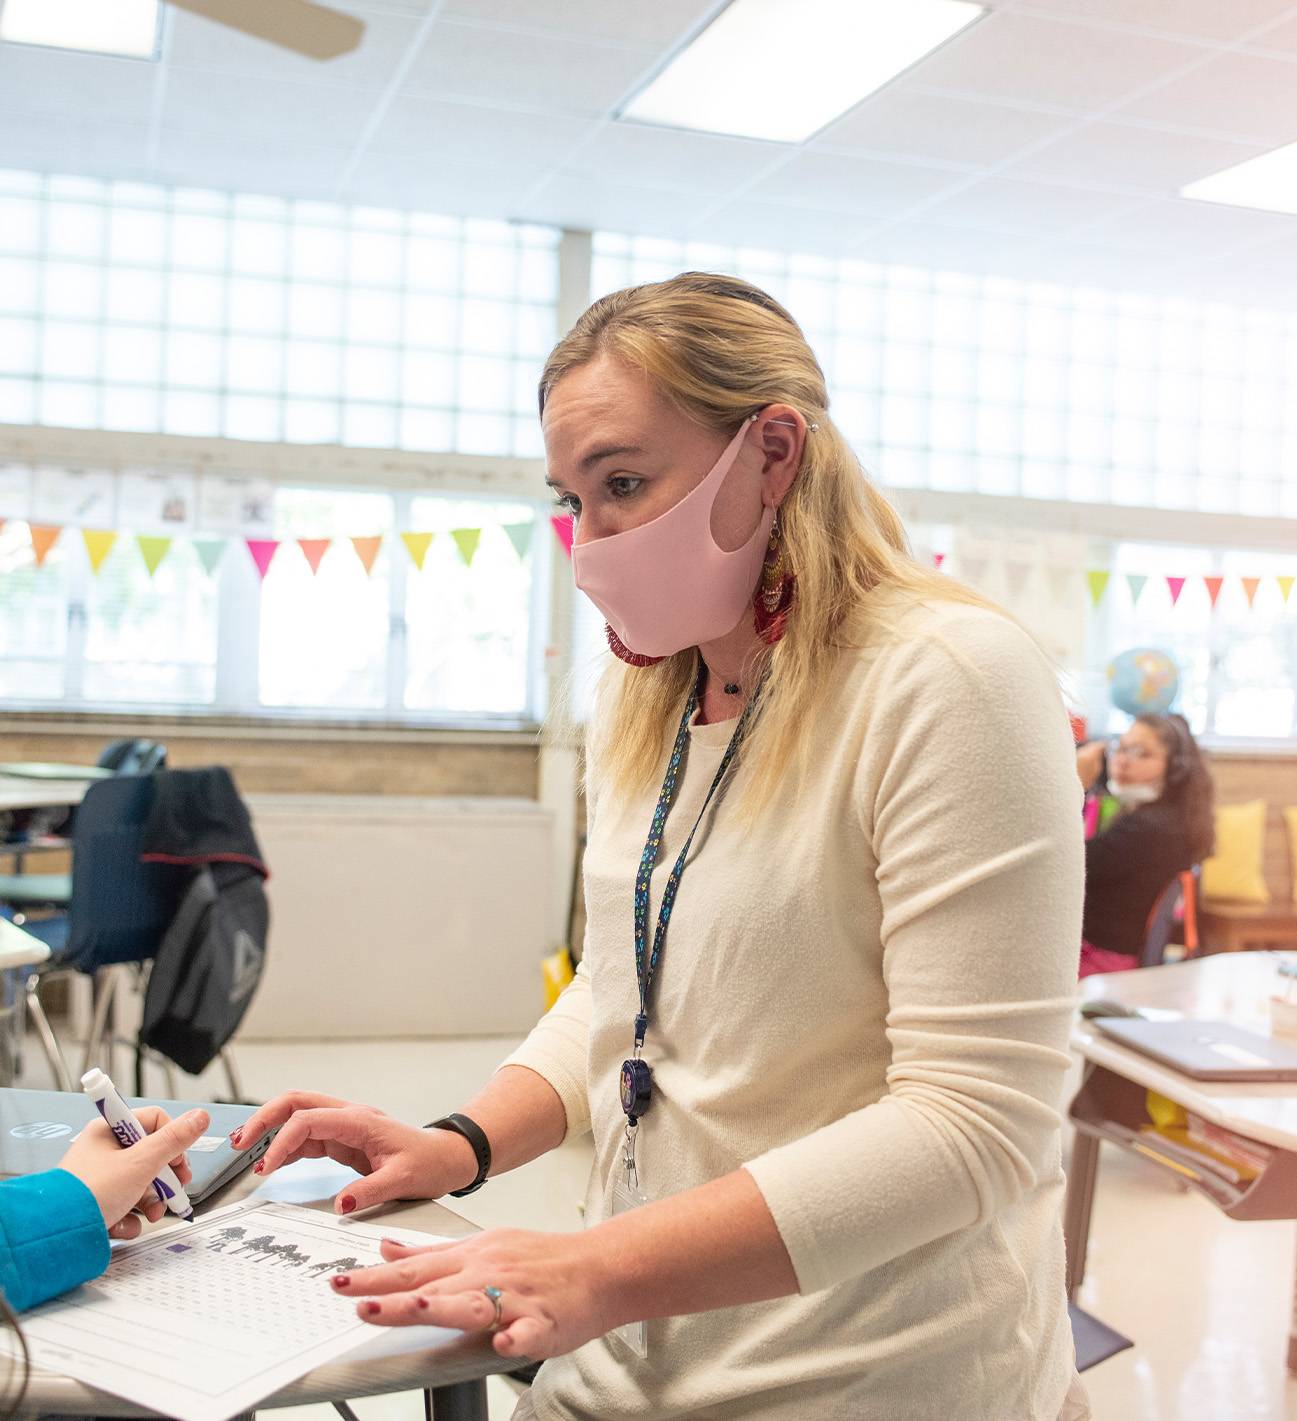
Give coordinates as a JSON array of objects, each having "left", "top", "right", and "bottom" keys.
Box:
[
  {"left": 591, "top": 233, "right": 1297, "bottom": 519},
  {"left": 0, "top": 169, "right": 559, "bottom": 458}
]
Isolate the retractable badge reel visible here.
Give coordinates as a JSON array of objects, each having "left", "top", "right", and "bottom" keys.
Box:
[{"left": 610, "top": 1021, "right": 652, "bottom": 1358}]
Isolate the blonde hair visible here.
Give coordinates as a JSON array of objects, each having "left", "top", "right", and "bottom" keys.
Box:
[{"left": 540, "top": 271, "right": 993, "bottom": 815}]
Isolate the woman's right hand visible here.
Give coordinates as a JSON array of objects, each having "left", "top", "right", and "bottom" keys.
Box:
[{"left": 230, "top": 1092, "right": 479, "bottom": 1214}]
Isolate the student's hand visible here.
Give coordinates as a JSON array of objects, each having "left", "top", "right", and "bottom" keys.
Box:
[
  {"left": 231, "top": 1092, "right": 477, "bottom": 1214},
  {"left": 1075, "top": 740, "right": 1105, "bottom": 788},
  {"left": 60, "top": 1107, "right": 209, "bottom": 1240},
  {"left": 332, "top": 1229, "right": 616, "bottom": 1361}
]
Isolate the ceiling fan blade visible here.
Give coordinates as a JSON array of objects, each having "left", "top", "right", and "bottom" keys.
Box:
[{"left": 165, "top": 0, "right": 365, "bottom": 60}]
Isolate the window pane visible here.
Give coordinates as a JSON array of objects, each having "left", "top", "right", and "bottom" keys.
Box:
[{"left": 0, "top": 521, "right": 70, "bottom": 700}]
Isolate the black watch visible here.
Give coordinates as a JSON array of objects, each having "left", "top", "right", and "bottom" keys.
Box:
[{"left": 424, "top": 1112, "right": 492, "bottom": 1196}]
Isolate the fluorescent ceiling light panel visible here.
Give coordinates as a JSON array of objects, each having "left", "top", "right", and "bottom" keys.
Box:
[
  {"left": 1181, "top": 141, "right": 1297, "bottom": 218},
  {"left": 0, "top": 0, "right": 160, "bottom": 58},
  {"left": 621, "top": 0, "right": 984, "bottom": 144}
]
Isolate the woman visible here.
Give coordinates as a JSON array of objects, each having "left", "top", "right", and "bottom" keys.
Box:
[
  {"left": 1076, "top": 713, "right": 1214, "bottom": 977},
  {"left": 0, "top": 1105, "right": 209, "bottom": 1313},
  {"left": 235, "top": 273, "right": 1089, "bottom": 1420}
]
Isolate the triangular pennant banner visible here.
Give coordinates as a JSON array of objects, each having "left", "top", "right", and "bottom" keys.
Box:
[
  {"left": 136, "top": 535, "right": 172, "bottom": 577},
  {"left": 401, "top": 532, "right": 433, "bottom": 570},
  {"left": 29, "top": 525, "right": 62, "bottom": 567},
  {"left": 933, "top": 551, "right": 945, "bottom": 570},
  {"left": 503, "top": 522, "right": 534, "bottom": 562},
  {"left": 298, "top": 537, "right": 330, "bottom": 575},
  {"left": 246, "top": 538, "right": 279, "bottom": 580},
  {"left": 451, "top": 528, "right": 481, "bottom": 567},
  {"left": 193, "top": 539, "right": 226, "bottom": 577},
  {"left": 1086, "top": 570, "right": 1110, "bottom": 608},
  {"left": 550, "top": 514, "right": 574, "bottom": 560},
  {"left": 81, "top": 529, "right": 117, "bottom": 574},
  {"left": 351, "top": 535, "right": 382, "bottom": 575},
  {"left": 1241, "top": 576, "right": 1261, "bottom": 608},
  {"left": 1203, "top": 574, "right": 1224, "bottom": 608},
  {"left": 1005, "top": 563, "right": 1032, "bottom": 601},
  {"left": 1125, "top": 574, "right": 1147, "bottom": 605},
  {"left": 1046, "top": 567, "right": 1073, "bottom": 605},
  {"left": 1166, "top": 575, "right": 1186, "bottom": 606},
  {"left": 1279, "top": 575, "right": 1294, "bottom": 605}
]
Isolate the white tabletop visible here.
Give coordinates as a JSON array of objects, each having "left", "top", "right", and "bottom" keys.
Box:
[
  {"left": 0, "top": 917, "right": 51, "bottom": 971},
  {"left": 0, "top": 774, "right": 93, "bottom": 814},
  {"left": 20, "top": 1158, "right": 514, "bottom": 1417},
  {"left": 1074, "top": 952, "right": 1297, "bottom": 1153}
]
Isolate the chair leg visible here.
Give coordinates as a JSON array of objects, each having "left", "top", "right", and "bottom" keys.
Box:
[
  {"left": 25, "top": 974, "right": 74, "bottom": 1091},
  {"left": 80, "top": 968, "right": 121, "bottom": 1078}
]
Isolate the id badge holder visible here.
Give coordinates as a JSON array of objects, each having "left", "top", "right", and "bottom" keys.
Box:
[{"left": 610, "top": 1122, "right": 651, "bottom": 1360}]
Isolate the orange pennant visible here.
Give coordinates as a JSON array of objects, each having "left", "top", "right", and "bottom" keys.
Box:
[
  {"left": 29, "top": 525, "right": 62, "bottom": 566},
  {"left": 1203, "top": 575, "right": 1224, "bottom": 608},
  {"left": 351, "top": 535, "right": 382, "bottom": 575},
  {"left": 1241, "top": 576, "right": 1260, "bottom": 608},
  {"left": 298, "top": 538, "right": 330, "bottom": 575}
]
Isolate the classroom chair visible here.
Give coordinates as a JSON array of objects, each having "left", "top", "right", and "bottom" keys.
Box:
[{"left": 1139, "top": 866, "right": 1201, "bottom": 969}]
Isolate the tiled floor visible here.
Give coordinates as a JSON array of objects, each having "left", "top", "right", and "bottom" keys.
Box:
[{"left": 18, "top": 1034, "right": 1297, "bottom": 1420}]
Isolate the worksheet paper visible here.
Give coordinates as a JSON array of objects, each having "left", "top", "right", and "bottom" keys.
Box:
[{"left": 9, "top": 1199, "right": 457, "bottom": 1421}]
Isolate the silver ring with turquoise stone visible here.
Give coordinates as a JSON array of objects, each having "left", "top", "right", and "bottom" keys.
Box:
[{"left": 483, "top": 1284, "right": 504, "bottom": 1332}]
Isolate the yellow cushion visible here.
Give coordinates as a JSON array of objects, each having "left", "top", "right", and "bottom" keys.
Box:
[
  {"left": 1201, "top": 800, "right": 1270, "bottom": 904},
  {"left": 1285, "top": 807, "right": 1297, "bottom": 905}
]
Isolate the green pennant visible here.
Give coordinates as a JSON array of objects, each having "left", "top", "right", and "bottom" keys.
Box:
[
  {"left": 1086, "top": 569, "right": 1110, "bottom": 608},
  {"left": 451, "top": 527, "right": 482, "bottom": 567},
  {"left": 193, "top": 539, "right": 226, "bottom": 577},
  {"left": 137, "top": 535, "right": 172, "bottom": 577},
  {"left": 1125, "top": 573, "right": 1147, "bottom": 605},
  {"left": 503, "top": 521, "right": 534, "bottom": 562}
]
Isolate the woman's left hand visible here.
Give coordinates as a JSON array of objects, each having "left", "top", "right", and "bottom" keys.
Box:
[{"left": 332, "top": 1228, "right": 619, "bottom": 1361}]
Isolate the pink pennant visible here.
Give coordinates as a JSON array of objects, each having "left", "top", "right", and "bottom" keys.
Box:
[
  {"left": 933, "top": 552, "right": 946, "bottom": 570},
  {"left": 1203, "top": 575, "right": 1224, "bottom": 609},
  {"left": 1166, "top": 576, "right": 1186, "bottom": 607},
  {"left": 246, "top": 538, "right": 280, "bottom": 580},
  {"left": 550, "top": 513, "right": 574, "bottom": 560},
  {"left": 298, "top": 538, "right": 330, "bottom": 575}
]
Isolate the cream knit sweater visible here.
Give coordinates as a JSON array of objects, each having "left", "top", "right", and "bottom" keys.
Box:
[{"left": 503, "top": 590, "right": 1089, "bottom": 1420}]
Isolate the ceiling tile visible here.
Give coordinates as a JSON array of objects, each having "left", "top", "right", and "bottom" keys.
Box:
[
  {"left": 1013, "top": 0, "right": 1297, "bottom": 42},
  {"left": 1254, "top": 14, "right": 1297, "bottom": 51},
  {"left": 0, "top": 115, "right": 152, "bottom": 176},
  {"left": 160, "top": 69, "right": 383, "bottom": 147},
  {"left": 152, "top": 132, "right": 347, "bottom": 197},
  {"left": 164, "top": 5, "right": 423, "bottom": 89},
  {"left": 750, "top": 152, "right": 965, "bottom": 219},
  {"left": 1114, "top": 52, "right": 1297, "bottom": 142},
  {"left": 917, "top": 175, "right": 1140, "bottom": 233},
  {"left": 0, "top": 47, "right": 158, "bottom": 126},
  {"left": 401, "top": 19, "right": 657, "bottom": 116},
  {"left": 701, "top": 199, "right": 865, "bottom": 256},
  {"left": 1005, "top": 122, "right": 1273, "bottom": 193},
  {"left": 906, "top": 10, "right": 1200, "bottom": 110},
  {"left": 345, "top": 151, "right": 542, "bottom": 218},
  {"left": 818, "top": 89, "right": 1072, "bottom": 169},
  {"left": 436, "top": 0, "right": 717, "bottom": 48},
  {"left": 366, "top": 96, "right": 595, "bottom": 169},
  {"left": 853, "top": 221, "right": 1047, "bottom": 274},
  {"left": 1078, "top": 196, "right": 1297, "bottom": 254},
  {"left": 558, "top": 123, "right": 783, "bottom": 193},
  {"left": 522, "top": 173, "right": 707, "bottom": 236}
]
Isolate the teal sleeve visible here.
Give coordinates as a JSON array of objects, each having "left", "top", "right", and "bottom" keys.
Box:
[{"left": 0, "top": 1170, "right": 110, "bottom": 1311}]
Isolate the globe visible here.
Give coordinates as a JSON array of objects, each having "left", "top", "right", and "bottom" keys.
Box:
[{"left": 1107, "top": 647, "right": 1180, "bottom": 716}]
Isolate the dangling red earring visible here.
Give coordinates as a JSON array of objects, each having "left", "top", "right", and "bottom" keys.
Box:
[
  {"left": 753, "top": 514, "right": 795, "bottom": 646},
  {"left": 605, "top": 624, "right": 665, "bottom": 667}
]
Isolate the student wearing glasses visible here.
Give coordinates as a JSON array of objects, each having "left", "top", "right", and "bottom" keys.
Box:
[{"left": 1075, "top": 713, "right": 1215, "bottom": 977}]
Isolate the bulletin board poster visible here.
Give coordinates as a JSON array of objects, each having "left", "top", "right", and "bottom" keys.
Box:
[
  {"left": 31, "top": 468, "right": 115, "bottom": 526},
  {"left": 0, "top": 465, "right": 33, "bottom": 520},
  {"left": 119, "top": 470, "right": 199, "bottom": 533},
  {"left": 196, "top": 475, "right": 274, "bottom": 535}
]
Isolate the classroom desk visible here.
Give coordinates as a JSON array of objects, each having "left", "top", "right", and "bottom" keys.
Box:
[
  {"left": 1066, "top": 952, "right": 1297, "bottom": 1374},
  {"left": 22, "top": 1158, "right": 522, "bottom": 1421},
  {"left": 0, "top": 771, "right": 94, "bottom": 815}
]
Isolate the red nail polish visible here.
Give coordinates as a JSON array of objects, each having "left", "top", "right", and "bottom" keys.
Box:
[
  {"left": 364, "top": 1302, "right": 380, "bottom": 1315},
  {"left": 333, "top": 1275, "right": 350, "bottom": 1289},
  {"left": 252, "top": 1161, "right": 264, "bottom": 1174},
  {"left": 229, "top": 1129, "right": 242, "bottom": 1146},
  {"left": 340, "top": 1195, "right": 356, "bottom": 1214},
  {"left": 417, "top": 1297, "right": 429, "bottom": 1311}
]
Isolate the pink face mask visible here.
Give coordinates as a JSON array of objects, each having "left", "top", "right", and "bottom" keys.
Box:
[{"left": 571, "top": 415, "right": 774, "bottom": 660}]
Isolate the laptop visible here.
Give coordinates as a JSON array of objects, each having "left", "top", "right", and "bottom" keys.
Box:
[
  {"left": 1093, "top": 1018, "right": 1297, "bottom": 1082},
  {"left": 0, "top": 1089, "right": 277, "bottom": 1205}
]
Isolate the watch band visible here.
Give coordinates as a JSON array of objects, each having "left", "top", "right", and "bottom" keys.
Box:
[{"left": 425, "top": 1112, "right": 492, "bottom": 1196}]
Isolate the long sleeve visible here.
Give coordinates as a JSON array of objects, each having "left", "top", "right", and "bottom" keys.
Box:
[
  {"left": 499, "top": 958, "right": 593, "bottom": 1140},
  {"left": 742, "top": 607, "right": 1084, "bottom": 1295},
  {"left": 0, "top": 1169, "right": 110, "bottom": 1311}
]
